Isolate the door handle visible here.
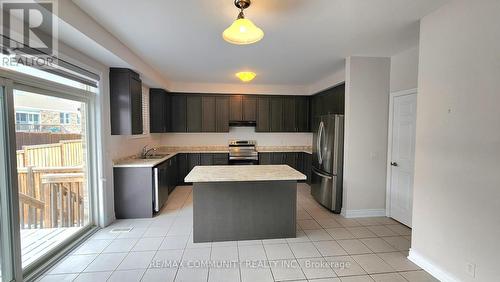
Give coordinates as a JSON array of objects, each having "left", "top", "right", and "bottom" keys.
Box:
[
  {"left": 312, "top": 168, "right": 333, "bottom": 179},
  {"left": 391, "top": 162, "right": 398, "bottom": 167},
  {"left": 153, "top": 168, "right": 159, "bottom": 212},
  {"left": 317, "top": 121, "right": 324, "bottom": 165}
]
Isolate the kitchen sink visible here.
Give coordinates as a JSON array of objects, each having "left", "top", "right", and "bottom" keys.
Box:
[{"left": 140, "top": 154, "right": 169, "bottom": 160}]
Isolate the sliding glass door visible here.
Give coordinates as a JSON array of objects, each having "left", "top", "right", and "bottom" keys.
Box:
[
  {"left": 0, "top": 73, "right": 97, "bottom": 280},
  {"left": 13, "top": 87, "right": 92, "bottom": 270}
]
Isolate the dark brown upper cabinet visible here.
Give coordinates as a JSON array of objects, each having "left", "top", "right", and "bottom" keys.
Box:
[
  {"left": 270, "top": 97, "right": 284, "bottom": 132},
  {"left": 310, "top": 83, "right": 345, "bottom": 127},
  {"left": 283, "top": 97, "right": 296, "bottom": 132},
  {"left": 229, "top": 95, "right": 242, "bottom": 121},
  {"left": 256, "top": 97, "right": 270, "bottom": 132},
  {"left": 216, "top": 96, "right": 230, "bottom": 132},
  {"left": 242, "top": 96, "right": 257, "bottom": 121},
  {"left": 149, "top": 88, "right": 169, "bottom": 133},
  {"left": 148, "top": 92, "right": 313, "bottom": 133},
  {"left": 170, "top": 95, "right": 187, "bottom": 132},
  {"left": 229, "top": 95, "right": 257, "bottom": 122},
  {"left": 186, "top": 96, "right": 202, "bottom": 132},
  {"left": 202, "top": 96, "right": 216, "bottom": 132},
  {"left": 110, "top": 68, "right": 143, "bottom": 135},
  {"left": 296, "top": 96, "right": 310, "bottom": 132}
]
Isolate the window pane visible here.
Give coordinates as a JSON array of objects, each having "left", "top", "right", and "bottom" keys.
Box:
[{"left": 13, "top": 89, "right": 90, "bottom": 269}]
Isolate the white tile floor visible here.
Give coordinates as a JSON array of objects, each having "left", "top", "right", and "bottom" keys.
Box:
[{"left": 38, "top": 184, "right": 438, "bottom": 282}]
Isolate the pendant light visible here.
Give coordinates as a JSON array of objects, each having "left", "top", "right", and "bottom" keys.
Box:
[
  {"left": 235, "top": 71, "right": 256, "bottom": 82},
  {"left": 223, "top": 0, "right": 264, "bottom": 45}
]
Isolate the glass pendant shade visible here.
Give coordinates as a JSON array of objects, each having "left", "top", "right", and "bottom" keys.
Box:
[
  {"left": 223, "top": 18, "right": 264, "bottom": 45},
  {"left": 235, "top": 71, "right": 256, "bottom": 82}
]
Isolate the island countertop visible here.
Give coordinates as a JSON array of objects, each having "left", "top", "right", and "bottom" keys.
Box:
[{"left": 185, "top": 165, "right": 306, "bottom": 183}]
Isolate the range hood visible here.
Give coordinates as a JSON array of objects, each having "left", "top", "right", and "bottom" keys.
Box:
[{"left": 229, "top": 120, "right": 256, "bottom": 127}]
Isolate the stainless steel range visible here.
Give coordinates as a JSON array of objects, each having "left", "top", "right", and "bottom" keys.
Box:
[{"left": 228, "top": 140, "right": 258, "bottom": 165}]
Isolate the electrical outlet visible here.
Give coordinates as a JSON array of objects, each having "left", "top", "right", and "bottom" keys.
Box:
[{"left": 466, "top": 262, "right": 476, "bottom": 277}]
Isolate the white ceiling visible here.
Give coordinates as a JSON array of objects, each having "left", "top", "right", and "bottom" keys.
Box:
[{"left": 71, "top": 0, "right": 447, "bottom": 88}]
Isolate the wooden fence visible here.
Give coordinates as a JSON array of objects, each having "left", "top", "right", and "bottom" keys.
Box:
[
  {"left": 15, "top": 132, "right": 81, "bottom": 150},
  {"left": 17, "top": 140, "right": 83, "bottom": 168},
  {"left": 18, "top": 166, "right": 85, "bottom": 229}
]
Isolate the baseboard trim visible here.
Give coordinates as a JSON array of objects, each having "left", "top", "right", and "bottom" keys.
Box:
[
  {"left": 408, "top": 248, "right": 460, "bottom": 282},
  {"left": 343, "top": 209, "right": 386, "bottom": 218}
]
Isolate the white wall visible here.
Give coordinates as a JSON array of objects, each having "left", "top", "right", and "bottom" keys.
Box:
[
  {"left": 390, "top": 46, "right": 419, "bottom": 92},
  {"left": 161, "top": 127, "right": 312, "bottom": 147},
  {"left": 410, "top": 1, "right": 500, "bottom": 281},
  {"left": 343, "top": 56, "right": 391, "bottom": 216}
]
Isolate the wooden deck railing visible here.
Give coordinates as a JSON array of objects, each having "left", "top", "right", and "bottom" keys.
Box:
[{"left": 18, "top": 166, "right": 86, "bottom": 229}]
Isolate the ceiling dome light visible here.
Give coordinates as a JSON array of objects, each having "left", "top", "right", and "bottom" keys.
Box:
[
  {"left": 235, "top": 71, "right": 256, "bottom": 82},
  {"left": 223, "top": 0, "right": 264, "bottom": 45}
]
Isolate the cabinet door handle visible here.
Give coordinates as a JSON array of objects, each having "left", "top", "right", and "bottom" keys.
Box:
[
  {"left": 153, "top": 168, "right": 159, "bottom": 212},
  {"left": 391, "top": 162, "right": 398, "bottom": 167}
]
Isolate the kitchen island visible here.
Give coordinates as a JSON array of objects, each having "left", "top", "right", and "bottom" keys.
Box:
[{"left": 185, "top": 165, "right": 306, "bottom": 243}]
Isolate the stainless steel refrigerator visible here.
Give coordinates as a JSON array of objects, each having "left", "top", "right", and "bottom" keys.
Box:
[{"left": 311, "top": 114, "right": 344, "bottom": 213}]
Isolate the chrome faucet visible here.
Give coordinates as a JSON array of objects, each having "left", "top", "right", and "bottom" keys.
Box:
[{"left": 141, "top": 145, "right": 157, "bottom": 159}]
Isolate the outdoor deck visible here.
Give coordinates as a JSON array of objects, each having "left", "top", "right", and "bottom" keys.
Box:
[{"left": 21, "top": 227, "right": 82, "bottom": 268}]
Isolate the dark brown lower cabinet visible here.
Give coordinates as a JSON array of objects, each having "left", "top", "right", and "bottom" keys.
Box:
[
  {"left": 179, "top": 153, "right": 230, "bottom": 183},
  {"left": 188, "top": 153, "right": 201, "bottom": 172},
  {"left": 304, "top": 153, "right": 312, "bottom": 184},
  {"left": 114, "top": 152, "right": 312, "bottom": 219},
  {"left": 213, "top": 153, "right": 229, "bottom": 165},
  {"left": 258, "top": 152, "right": 311, "bottom": 182},
  {"left": 283, "top": 152, "right": 297, "bottom": 169},
  {"left": 177, "top": 153, "right": 188, "bottom": 184},
  {"left": 114, "top": 156, "right": 178, "bottom": 218},
  {"left": 200, "top": 153, "right": 213, "bottom": 165},
  {"left": 258, "top": 152, "right": 272, "bottom": 164},
  {"left": 167, "top": 156, "right": 177, "bottom": 193}
]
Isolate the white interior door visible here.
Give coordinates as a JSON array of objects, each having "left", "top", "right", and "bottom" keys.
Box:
[{"left": 389, "top": 93, "right": 417, "bottom": 227}]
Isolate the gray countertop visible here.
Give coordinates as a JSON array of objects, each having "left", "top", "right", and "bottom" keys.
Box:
[
  {"left": 185, "top": 165, "right": 306, "bottom": 182},
  {"left": 112, "top": 153, "right": 177, "bottom": 168},
  {"left": 113, "top": 146, "right": 312, "bottom": 168}
]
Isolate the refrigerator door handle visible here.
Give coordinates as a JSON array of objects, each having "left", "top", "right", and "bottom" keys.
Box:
[
  {"left": 332, "top": 116, "right": 340, "bottom": 174},
  {"left": 317, "top": 121, "right": 324, "bottom": 165},
  {"left": 312, "top": 167, "right": 332, "bottom": 179}
]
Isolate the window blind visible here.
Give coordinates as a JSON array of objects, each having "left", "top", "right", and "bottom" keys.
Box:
[{"left": 1, "top": 35, "right": 100, "bottom": 88}]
